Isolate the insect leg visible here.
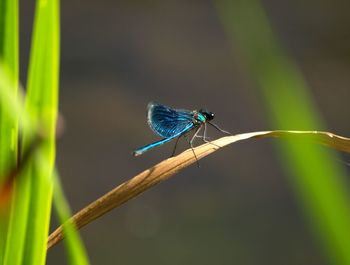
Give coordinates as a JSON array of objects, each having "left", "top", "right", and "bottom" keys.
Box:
[
  {"left": 189, "top": 126, "right": 202, "bottom": 167},
  {"left": 201, "top": 123, "right": 224, "bottom": 149},
  {"left": 202, "top": 123, "right": 210, "bottom": 143},
  {"left": 170, "top": 135, "right": 182, "bottom": 157}
]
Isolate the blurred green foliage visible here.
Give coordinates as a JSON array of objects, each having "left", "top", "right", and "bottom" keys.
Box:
[
  {"left": 0, "top": 0, "right": 89, "bottom": 264},
  {"left": 216, "top": 0, "right": 350, "bottom": 264}
]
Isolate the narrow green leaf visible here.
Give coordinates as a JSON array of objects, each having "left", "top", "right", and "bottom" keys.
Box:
[
  {"left": 0, "top": 64, "right": 35, "bottom": 265},
  {"left": 23, "top": 0, "right": 60, "bottom": 263},
  {"left": 4, "top": 0, "right": 60, "bottom": 264},
  {"left": 0, "top": 0, "right": 19, "bottom": 263},
  {"left": 3, "top": 166, "right": 32, "bottom": 265},
  {"left": 0, "top": 0, "right": 19, "bottom": 170},
  {"left": 52, "top": 170, "right": 90, "bottom": 265},
  {"left": 0, "top": 65, "right": 34, "bottom": 135}
]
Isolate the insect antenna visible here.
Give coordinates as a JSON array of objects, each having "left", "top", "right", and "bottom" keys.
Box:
[{"left": 207, "top": 121, "right": 231, "bottom": 135}]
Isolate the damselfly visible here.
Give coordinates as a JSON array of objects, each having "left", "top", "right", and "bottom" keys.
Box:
[{"left": 133, "top": 102, "right": 230, "bottom": 160}]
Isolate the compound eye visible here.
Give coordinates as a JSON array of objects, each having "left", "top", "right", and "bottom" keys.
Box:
[{"left": 206, "top": 112, "right": 214, "bottom": 120}]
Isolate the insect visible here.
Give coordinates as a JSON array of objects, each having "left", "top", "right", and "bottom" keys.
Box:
[{"left": 133, "top": 102, "right": 231, "bottom": 161}]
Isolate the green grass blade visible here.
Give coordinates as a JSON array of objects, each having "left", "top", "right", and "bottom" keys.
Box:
[
  {"left": 0, "top": 0, "right": 19, "bottom": 263},
  {"left": 0, "top": 0, "right": 18, "bottom": 80},
  {"left": 215, "top": 0, "right": 350, "bottom": 264},
  {"left": 22, "top": 0, "right": 60, "bottom": 263},
  {"left": 0, "top": 66, "right": 34, "bottom": 134},
  {"left": 52, "top": 170, "right": 90, "bottom": 265},
  {"left": 3, "top": 0, "right": 60, "bottom": 264},
  {"left": 0, "top": 66, "right": 34, "bottom": 265},
  {"left": 3, "top": 167, "right": 32, "bottom": 265}
]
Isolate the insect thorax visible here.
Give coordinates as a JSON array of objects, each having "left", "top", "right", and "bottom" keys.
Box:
[{"left": 192, "top": 111, "right": 206, "bottom": 125}]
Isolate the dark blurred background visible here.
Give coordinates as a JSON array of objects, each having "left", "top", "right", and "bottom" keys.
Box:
[{"left": 20, "top": 0, "right": 350, "bottom": 264}]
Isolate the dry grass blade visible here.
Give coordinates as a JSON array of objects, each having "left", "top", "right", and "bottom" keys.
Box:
[{"left": 47, "top": 130, "right": 350, "bottom": 249}]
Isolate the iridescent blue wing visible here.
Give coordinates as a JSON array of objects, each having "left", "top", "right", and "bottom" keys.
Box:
[{"left": 147, "top": 102, "right": 194, "bottom": 138}]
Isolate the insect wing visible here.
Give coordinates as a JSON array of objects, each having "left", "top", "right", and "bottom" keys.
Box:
[{"left": 147, "top": 102, "right": 194, "bottom": 138}]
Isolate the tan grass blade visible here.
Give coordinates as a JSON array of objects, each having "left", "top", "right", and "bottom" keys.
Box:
[{"left": 47, "top": 130, "right": 350, "bottom": 249}]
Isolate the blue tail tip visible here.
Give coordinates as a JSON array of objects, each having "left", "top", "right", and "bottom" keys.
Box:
[{"left": 133, "top": 150, "right": 142, "bottom": 157}]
